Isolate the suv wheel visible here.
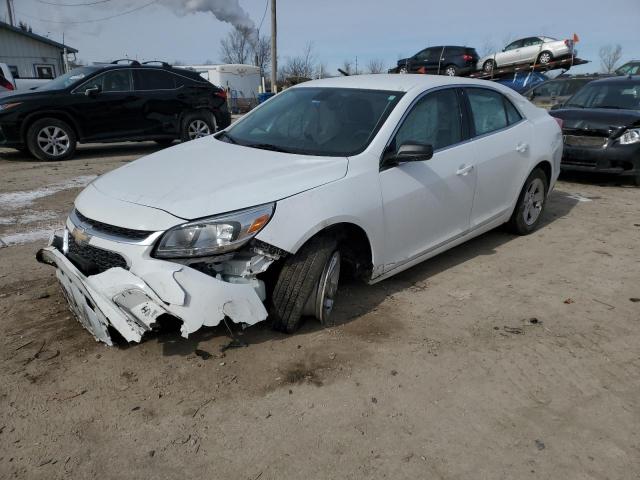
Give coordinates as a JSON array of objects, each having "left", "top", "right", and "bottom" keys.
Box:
[
  {"left": 27, "top": 118, "right": 77, "bottom": 161},
  {"left": 271, "top": 236, "right": 340, "bottom": 333},
  {"left": 507, "top": 168, "right": 548, "bottom": 235},
  {"left": 444, "top": 65, "right": 458, "bottom": 76},
  {"left": 399, "top": 66, "right": 408, "bottom": 74},
  {"left": 181, "top": 113, "right": 216, "bottom": 142}
]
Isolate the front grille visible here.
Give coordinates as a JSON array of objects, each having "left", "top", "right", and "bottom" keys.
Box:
[
  {"left": 67, "top": 235, "right": 128, "bottom": 275},
  {"left": 563, "top": 135, "right": 607, "bottom": 148},
  {"left": 74, "top": 209, "right": 154, "bottom": 241}
]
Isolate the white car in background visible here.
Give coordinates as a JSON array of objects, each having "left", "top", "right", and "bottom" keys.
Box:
[
  {"left": 478, "top": 36, "right": 576, "bottom": 73},
  {"left": 37, "top": 74, "right": 563, "bottom": 345}
]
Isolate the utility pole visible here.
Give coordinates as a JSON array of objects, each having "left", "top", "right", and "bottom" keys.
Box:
[
  {"left": 270, "top": 0, "right": 277, "bottom": 93},
  {"left": 6, "top": 0, "right": 15, "bottom": 26}
]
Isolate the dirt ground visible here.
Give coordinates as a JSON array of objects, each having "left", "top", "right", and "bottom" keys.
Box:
[{"left": 0, "top": 143, "right": 639, "bottom": 480}]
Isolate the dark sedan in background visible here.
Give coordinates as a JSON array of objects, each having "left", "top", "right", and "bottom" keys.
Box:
[
  {"left": 0, "top": 61, "right": 230, "bottom": 161},
  {"left": 550, "top": 76, "right": 640, "bottom": 185},
  {"left": 392, "top": 46, "right": 479, "bottom": 76}
]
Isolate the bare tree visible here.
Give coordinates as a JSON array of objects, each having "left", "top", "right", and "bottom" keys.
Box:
[
  {"left": 219, "top": 26, "right": 253, "bottom": 65},
  {"left": 479, "top": 37, "right": 496, "bottom": 57},
  {"left": 340, "top": 60, "right": 353, "bottom": 75},
  {"left": 366, "top": 58, "right": 386, "bottom": 74},
  {"left": 315, "top": 62, "right": 329, "bottom": 79},
  {"left": 281, "top": 42, "right": 316, "bottom": 80},
  {"left": 599, "top": 44, "right": 623, "bottom": 73},
  {"left": 252, "top": 35, "right": 271, "bottom": 75}
]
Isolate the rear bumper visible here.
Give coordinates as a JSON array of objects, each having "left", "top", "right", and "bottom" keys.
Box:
[
  {"left": 561, "top": 143, "right": 640, "bottom": 175},
  {"left": 37, "top": 228, "right": 268, "bottom": 345}
]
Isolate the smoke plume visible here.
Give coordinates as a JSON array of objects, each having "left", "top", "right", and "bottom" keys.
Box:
[{"left": 161, "top": 0, "right": 256, "bottom": 33}]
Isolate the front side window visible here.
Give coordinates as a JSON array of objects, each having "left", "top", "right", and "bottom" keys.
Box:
[
  {"left": 134, "top": 70, "right": 176, "bottom": 90},
  {"left": 225, "top": 87, "right": 403, "bottom": 156},
  {"left": 79, "top": 69, "right": 132, "bottom": 92},
  {"left": 393, "top": 88, "right": 463, "bottom": 151},
  {"left": 467, "top": 88, "right": 518, "bottom": 135}
]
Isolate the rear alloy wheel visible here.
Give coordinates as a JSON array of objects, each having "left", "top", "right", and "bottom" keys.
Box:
[
  {"left": 483, "top": 59, "right": 496, "bottom": 73},
  {"left": 181, "top": 113, "right": 216, "bottom": 142},
  {"left": 537, "top": 51, "right": 553, "bottom": 65},
  {"left": 399, "top": 66, "right": 408, "bottom": 74},
  {"left": 507, "top": 168, "right": 548, "bottom": 235},
  {"left": 27, "top": 118, "right": 77, "bottom": 161},
  {"left": 444, "top": 65, "right": 458, "bottom": 76},
  {"left": 271, "top": 236, "right": 340, "bottom": 333}
]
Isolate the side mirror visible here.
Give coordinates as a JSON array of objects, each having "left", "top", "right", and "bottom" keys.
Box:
[
  {"left": 384, "top": 143, "right": 433, "bottom": 167},
  {"left": 85, "top": 85, "right": 101, "bottom": 97}
]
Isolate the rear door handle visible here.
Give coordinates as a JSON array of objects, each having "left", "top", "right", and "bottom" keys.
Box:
[
  {"left": 516, "top": 142, "right": 529, "bottom": 153},
  {"left": 456, "top": 164, "right": 474, "bottom": 176}
]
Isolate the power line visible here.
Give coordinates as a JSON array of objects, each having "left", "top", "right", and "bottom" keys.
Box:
[
  {"left": 35, "top": 0, "right": 116, "bottom": 6},
  {"left": 257, "top": 0, "right": 268, "bottom": 34},
  {"left": 15, "top": 0, "right": 158, "bottom": 24}
]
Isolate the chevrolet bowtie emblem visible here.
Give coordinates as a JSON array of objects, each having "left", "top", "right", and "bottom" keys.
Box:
[{"left": 71, "top": 226, "right": 91, "bottom": 246}]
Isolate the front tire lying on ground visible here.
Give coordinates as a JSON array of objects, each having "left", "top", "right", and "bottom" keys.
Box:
[
  {"left": 507, "top": 168, "right": 549, "bottom": 235},
  {"left": 26, "top": 117, "right": 77, "bottom": 161},
  {"left": 271, "top": 236, "right": 340, "bottom": 333}
]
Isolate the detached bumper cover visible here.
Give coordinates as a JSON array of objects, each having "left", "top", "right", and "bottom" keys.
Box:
[
  {"left": 561, "top": 143, "right": 640, "bottom": 175},
  {"left": 37, "top": 244, "right": 268, "bottom": 346}
]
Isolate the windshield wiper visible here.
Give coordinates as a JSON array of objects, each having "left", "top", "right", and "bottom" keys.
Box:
[
  {"left": 593, "top": 105, "right": 622, "bottom": 109},
  {"left": 217, "top": 131, "right": 237, "bottom": 144},
  {"left": 245, "top": 143, "right": 295, "bottom": 153}
]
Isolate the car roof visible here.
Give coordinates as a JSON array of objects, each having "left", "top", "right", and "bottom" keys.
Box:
[
  {"left": 294, "top": 74, "right": 509, "bottom": 93},
  {"left": 588, "top": 75, "right": 640, "bottom": 86}
]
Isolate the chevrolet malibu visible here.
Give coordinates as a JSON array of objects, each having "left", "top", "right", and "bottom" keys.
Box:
[{"left": 37, "top": 75, "right": 563, "bottom": 345}]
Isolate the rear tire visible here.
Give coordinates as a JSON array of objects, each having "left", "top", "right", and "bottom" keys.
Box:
[
  {"left": 444, "top": 64, "right": 458, "bottom": 76},
  {"left": 26, "top": 118, "right": 77, "bottom": 161},
  {"left": 181, "top": 112, "right": 216, "bottom": 142},
  {"left": 271, "top": 236, "right": 339, "bottom": 333},
  {"left": 537, "top": 51, "right": 553, "bottom": 65},
  {"left": 506, "top": 168, "right": 549, "bottom": 235}
]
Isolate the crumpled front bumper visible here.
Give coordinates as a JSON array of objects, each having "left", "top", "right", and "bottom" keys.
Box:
[{"left": 37, "top": 234, "right": 268, "bottom": 346}]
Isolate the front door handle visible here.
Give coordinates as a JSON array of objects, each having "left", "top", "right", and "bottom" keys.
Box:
[
  {"left": 456, "top": 164, "right": 474, "bottom": 176},
  {"left": 516, "top": 142, "right": 529, "bottom": 153}
]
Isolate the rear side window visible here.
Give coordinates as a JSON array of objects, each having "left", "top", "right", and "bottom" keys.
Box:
[
  {"left": 467, "top": 88, "right": 521, "bottom": 135},
  {"left": 445, "top": 47, "right": 464, "bottom": 56},
  {"left": 393, "top": 88, "right": 463, "bottom": 151},
  {"left": 134, "top": 70, "right": 176, "bottom": 90}
]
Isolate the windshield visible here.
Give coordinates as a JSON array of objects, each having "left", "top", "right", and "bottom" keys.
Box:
[
  {"left": 564, "top": 82, "right": 640, "bottom": 110},
  {"left": 224, "top": 87, "right": 404, "bottom": 156},
  {"left": 36, "top": 67, "right": 99, "bottom": 91},
  {"left": 616, "top": 63, "right": 640, "bottom": 75}
]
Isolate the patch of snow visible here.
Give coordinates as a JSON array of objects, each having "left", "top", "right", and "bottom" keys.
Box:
[
  {"left": 0, "top": 228, "right": 54, "bottom": 247},
  {"left": 0, "top": 175, "right": 96, "bottom": 210}
]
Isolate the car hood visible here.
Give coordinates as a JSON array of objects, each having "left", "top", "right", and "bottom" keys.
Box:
[
  {"left": 91, "top": 136, "right": 349, "bottom": 220},
  {"left": 550, "top": 108, "right": 640, "bottom": 134},
  {"left": 0, "top": 89, "right": 64, "bottom": 102}
]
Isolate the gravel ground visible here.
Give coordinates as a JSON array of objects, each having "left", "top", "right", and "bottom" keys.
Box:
[{"left": 0, "top": 143, "right": 639, "bottom": 480}]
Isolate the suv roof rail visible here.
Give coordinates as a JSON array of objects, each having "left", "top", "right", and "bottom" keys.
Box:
[
  {"left": 111, "top": 59, "right": 141, "bottom": 66},
  {"left": 141, "top": 61, "right": 172, "bottom": 68}
]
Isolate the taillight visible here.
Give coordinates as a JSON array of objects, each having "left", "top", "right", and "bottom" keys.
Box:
[
  {"left": 0, "top": 76, "right": 14, "bottom": 90},
  {"left": 215, "top": 90, "right": 227, "bottom": 100},
  {"left": 463, "top": 54, "right": 473, "bottom": 61},
  {"left": 554, "top": 117, "right": 564, "bottom": 130}
]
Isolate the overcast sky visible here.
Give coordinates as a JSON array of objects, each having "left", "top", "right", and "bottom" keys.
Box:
[{"left": 3, "top": 0, "right": 639, "bottom": 75}]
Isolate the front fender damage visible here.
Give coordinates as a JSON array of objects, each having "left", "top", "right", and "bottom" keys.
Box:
[{"left": 37, "top": 245, "right": 274, "bottom": 346}]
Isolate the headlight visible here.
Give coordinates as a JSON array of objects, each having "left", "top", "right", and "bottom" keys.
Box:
[
  {"left": 154, "top": 203, "right": 274, "bottom": 258},
  {"left": 618, "top": 128, "right": 640, "bottom": 145},
  {"left": 0, "top": 102, "right": 22, "bottom": 111}
]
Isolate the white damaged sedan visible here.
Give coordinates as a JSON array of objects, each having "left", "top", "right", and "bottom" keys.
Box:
[{"left": 37, "top": 74, "right": 563, "bottom": 345}]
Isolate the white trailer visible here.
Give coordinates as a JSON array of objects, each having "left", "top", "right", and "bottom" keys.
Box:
[{"left": 182, "top": 64, "right": 261, "bottom": 105}]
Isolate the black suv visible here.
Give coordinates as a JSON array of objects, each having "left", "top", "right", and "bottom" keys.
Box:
[
  {"left": 392, "top": 46, "right": 479, "bottom": 76},
  {"left": 0, "top": 60, "right": 231, "bottom": 161}
]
